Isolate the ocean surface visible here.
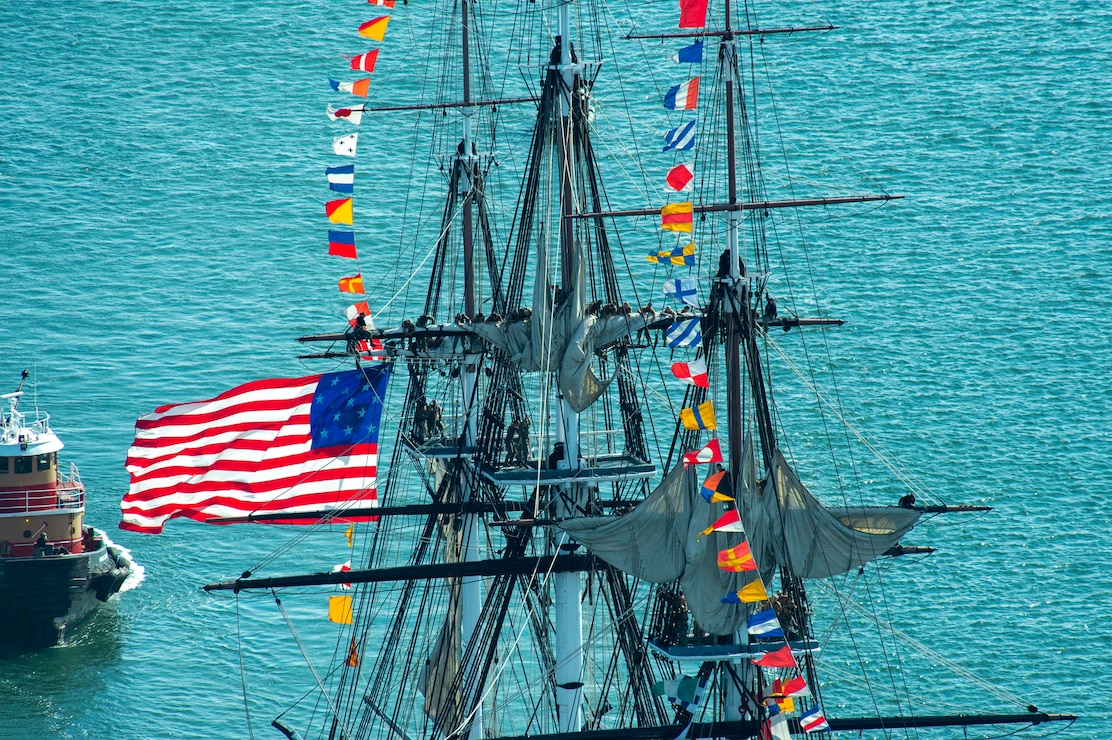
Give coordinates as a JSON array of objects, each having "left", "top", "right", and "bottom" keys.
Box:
[{"left": 1, "top": 0, "right": 1109, "bottom": 738}]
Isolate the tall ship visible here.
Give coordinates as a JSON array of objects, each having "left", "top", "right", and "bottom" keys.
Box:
[
  {"left": 0, "top": 370, "right": 130, "bottom": 646},
  {"left": 121, "top": 0, "right": 1076, "bottom": 737}
]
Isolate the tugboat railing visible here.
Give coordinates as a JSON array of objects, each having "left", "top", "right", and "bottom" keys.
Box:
[
  {"left": 62, "top": 461, "right": 82, "bottom": 487},
  {"left": 0, "top": 481, "right": 85, "bottom": 515}
]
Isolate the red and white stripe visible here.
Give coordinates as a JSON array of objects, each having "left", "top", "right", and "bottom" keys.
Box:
[
  {"left": 121, "top": 375, "right": 378, "bottom": 533},
  {"left": 350, "top": 50, "right": 379, "bottom": 73},
  {"left": 706, "top": 508, "right": 744, "bottom": 533},
  {"left": 778, "top": 675, "right": 810, "bottom": 698}
]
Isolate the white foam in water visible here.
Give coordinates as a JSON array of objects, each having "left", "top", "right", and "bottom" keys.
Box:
[{"left": 96, "top": 527, "right": 145, "bottom": 592}]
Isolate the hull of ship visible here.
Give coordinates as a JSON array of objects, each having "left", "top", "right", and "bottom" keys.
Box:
[{"left": 0, "top": 540, "right": 130, "bottom": 647}]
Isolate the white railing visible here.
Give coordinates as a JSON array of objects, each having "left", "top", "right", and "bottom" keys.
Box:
[
  {"left": 0, "top": 483, "right": 84, "bottom": 515},
  {"left": 0, "top": 397, "right": 51, "bottom": 444}
]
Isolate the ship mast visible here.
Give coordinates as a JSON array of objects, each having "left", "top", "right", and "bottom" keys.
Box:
[
  {"left": 717, "top": 0, "right": 750, "bottom": 727},
  {"left": 553, "top": 2, "right": 585, "bottom": 733},
  {"left": 722, "top": 0, "right": 745, "bottom": 488},
  {"left": 458, "top": 1, "right": 484, "bottom": 738}
]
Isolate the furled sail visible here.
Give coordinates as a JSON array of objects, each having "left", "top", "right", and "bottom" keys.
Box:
[
  {"left": 739, "top": 450, "right": 923, "bottom": 580},
  {"left": 468, "top": 245, "right": 647, "bottom": 412},
  {"left": 419, "top": 586, "right": 462, "bottom": 733},
  {"left": 558, "top": 463, "right": 749, "bottom": 635},
  {"left": 419, "top": 499, "right": 463, "bottom": 734}
]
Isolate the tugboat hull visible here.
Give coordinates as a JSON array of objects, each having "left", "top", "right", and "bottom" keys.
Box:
[{"left": 0, "top": 540, "right": 129, "bottom": 646}]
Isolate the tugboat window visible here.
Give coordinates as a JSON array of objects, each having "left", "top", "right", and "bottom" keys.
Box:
[
  {"left": 36, "top": 454, "right": 51, "bottom": 471},
  {"left": 14, "top": 456, "right": 32, "bottom": 474},
  {"left": 0, "top": 457, "right": 7, "bottom": 474}
]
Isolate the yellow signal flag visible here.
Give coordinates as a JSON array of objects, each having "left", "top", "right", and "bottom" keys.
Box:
[
  {"left": 670, "top": 243, "right": 696, "bottom": 265},
  {"left": 358, "top": 16, "right": 390, "bottom": 41},
  {"left": 344, "top": 523, "right": 354, "bottom": 548},
  {"left": 328, "top": 594, "right": 354, "bottom": 625},
  {"left": 647, "top": 242, "right": 696, "bottom": 265},
  {"left": 738, "top": 578, "right": 768, "bottom": 603},
  {"left": 680, "top": 400, "right": 717, "bottom": 430}
]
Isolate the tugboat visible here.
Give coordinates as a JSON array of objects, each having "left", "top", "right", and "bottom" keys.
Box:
[{"left": 0, "top": 370, "right": 130, "bottom": 646}]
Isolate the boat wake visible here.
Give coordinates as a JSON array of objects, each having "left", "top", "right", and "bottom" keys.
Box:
[{"left": 98, "top": 528, "right": 145, "bottom": 592}]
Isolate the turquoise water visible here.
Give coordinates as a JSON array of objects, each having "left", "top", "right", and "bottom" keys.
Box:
[{"left": 0, "top": 0, "right": 1108, "bottom": 738}]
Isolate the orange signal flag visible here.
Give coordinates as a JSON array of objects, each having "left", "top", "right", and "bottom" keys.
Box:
[
  {"left": 345, "top": 637, "right": 360, "bottom": 667},
  {"left": 717, "top": 541, "right": 757, "bottom": 572},
  {"left": 339, "top": 274, "right": 365, "bottom": 294},
  {"left": 326, "top": 197, "right": 354, "bottom": 225},
  {"left": 329, "top": 594, "right": 354, "bottom": 625},
  {"left": 344, "top": 523, "right": 354, "bottom": 547},
  {"left": 358, "top": 16, "right": 390, "bottom": 41},
  {"left": 661, "top": 201, "right": 694, "bottom": 232}
]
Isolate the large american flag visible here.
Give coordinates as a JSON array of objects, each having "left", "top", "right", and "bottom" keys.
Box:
[{"left": 121, "top": 365, "right": 390, "bottom": 534}]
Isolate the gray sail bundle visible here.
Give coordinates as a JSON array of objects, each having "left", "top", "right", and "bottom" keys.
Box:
[
  {"left": 558, "top": 463, "right": 750, "bottom": 635},
  {"left": 559, "top": 447, "right": 923, "bottom": 635},
  {"left": 468, "top": 246, "right": 648, "bottom": 412},
  {"left": 739, "top": 450, "right": 923, "bottom": 580}
]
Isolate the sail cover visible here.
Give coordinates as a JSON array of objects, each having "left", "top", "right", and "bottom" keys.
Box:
[
  {"left": 558, "top": 463, "right": 749, "bottom": 635},
  {"left": 739, "top": 450, "right": 923, "bottom": 580}
]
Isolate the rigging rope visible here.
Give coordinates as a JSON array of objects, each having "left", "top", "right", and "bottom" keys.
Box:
[
  {"left": 813, "top": 579, "right": 1034, "bottom": 708},
  {"left": 274, "top": 593, "right": 358, "bottom": 740},
  {"left": 764, "top": 332, "right": 944, "bottom": 504},
  {"left": 235, "top": 594, "right": 256, "bottom": 740}
]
